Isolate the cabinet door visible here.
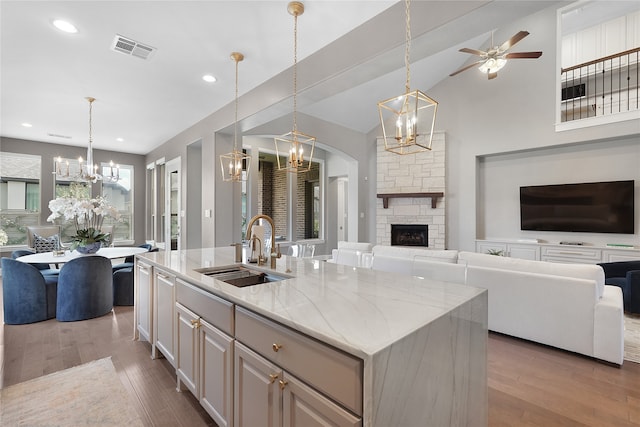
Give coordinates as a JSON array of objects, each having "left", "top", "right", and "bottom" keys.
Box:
[
  {"left": 154, "top": 270, "right": 176, "bottom": 366},
  {"left": 176, "top": 302, "right": 198, "bottom": 396},
  {"left": 282, "top": 373, "right": 361, "bottom": 427},
  {"left": 507, "top": 244, "right": 539, "bottom": 260},
  {"left": 602, "top": 250, "right": 640, "bottom": 263},
  {"left": 234, "top": 342, "right": 281, "bottom": 427},
  {"left": 200, "top": 319, "right": 234, "bottom": 427},
  {"left": 135, "top": 261, "right": 152, "bottom": 342},
  {"left": 476, "top": 241, "right": 507, "bottom": 256}
]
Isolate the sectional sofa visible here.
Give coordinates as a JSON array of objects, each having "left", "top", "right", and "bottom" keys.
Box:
[{"left": 329, "top": 244, "right": 624, "bottom": 365}]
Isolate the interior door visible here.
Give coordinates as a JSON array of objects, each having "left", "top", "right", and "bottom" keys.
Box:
[
  {"left": 337, "top": 177, "right": 348, "bottom": 242},
  {"left": 165, "top": 157, "right": 181, "bottom": 251}
]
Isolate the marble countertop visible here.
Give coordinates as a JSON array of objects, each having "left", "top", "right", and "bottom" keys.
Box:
[{"left": 138, "top": 247, "right": 485, "bottom": 360}]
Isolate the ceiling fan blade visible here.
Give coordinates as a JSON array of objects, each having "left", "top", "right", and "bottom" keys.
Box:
[
  {"left": 449, "top": 60, "right": 485, "bottom": 77},
  {"left": 499, "top": 31, "right": 529, "bottom": 52},
  {"left": 459, "top": 47, "right": 486, "bottom": 56},
  {"left": 504, "top": 51, "right": 542, "bottom": 59},
  {"left": 488, "top": 72, "right": 498, "bottom": 80}
]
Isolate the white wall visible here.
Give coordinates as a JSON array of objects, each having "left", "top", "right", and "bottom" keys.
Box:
[
  {"left": 478, "top": 138, "right": 640, "bottom": 246},
  {"left": 426, "top": 4, "right": 640, "bottom": 251}
]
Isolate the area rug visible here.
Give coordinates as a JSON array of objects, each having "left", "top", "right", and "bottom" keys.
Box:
[
  {"left": 0, "top": 357, "right": 144, "bottom": 426},
  {"left": 624, "top": 314, "right": 640, "bottom": 363}
]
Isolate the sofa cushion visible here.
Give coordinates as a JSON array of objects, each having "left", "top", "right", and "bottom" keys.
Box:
[
  {"left": 458, "top": 251, "right": 605, "bottom": 298},
  {"left": 372, "top": 246, "right": 459, "bottom": 264},
  {"left": 337, "top": 241, "right": 374, "bottom": 252}
]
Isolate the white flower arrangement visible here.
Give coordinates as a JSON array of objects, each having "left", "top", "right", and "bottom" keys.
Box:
[
  {"left": 47, "top": 195, "right": 121, "bottom": 231},
  {"left": 47, "top": 195, "right": 121, "bottom": 250},
  {"left": 0, "top": 229, "right": 8, "bottom": 246}
]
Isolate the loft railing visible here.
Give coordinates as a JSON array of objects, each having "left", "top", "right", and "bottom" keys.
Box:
[{"left": 560, "top": 47, "right": 639, "bottom": 122}]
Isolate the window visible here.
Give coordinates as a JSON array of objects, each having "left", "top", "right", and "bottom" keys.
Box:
[
  {"left": 297, "top": 162, "right": 321, "bottom": 240},
  {"left": 0, "top": 152, "right": 41, "bottom": 246},
  {"left": 101, "top": 163, "right": 134, "bottom": 243}
]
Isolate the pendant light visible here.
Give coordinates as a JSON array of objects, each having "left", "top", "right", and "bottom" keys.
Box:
[
  {"left": 377, "top": 0, "right": 438, "bottom": 155},
  {"left": 220, "top": 52, "right": 251, "bottom": 182},
  {"left": 274, "top": 1, "right": 316, "bottom": 173},
  {"left": 54, "top": 97, "right": 120, "bottom": 183}
]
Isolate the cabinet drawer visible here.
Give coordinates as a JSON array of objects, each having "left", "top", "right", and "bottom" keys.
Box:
[
  {"left": 542, "top": 246, "right": 601, "bottom": 262},
  {"left": 235, "top": 306, "right": 362, "bottom": 416},
  {"left": 176, "top": 279, "right": 234, "bottom": 336}
]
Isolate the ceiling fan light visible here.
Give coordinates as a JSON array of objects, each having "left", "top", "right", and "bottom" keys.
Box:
[{"left": 478, "top": 57, "right": 507, "bottom": 74}]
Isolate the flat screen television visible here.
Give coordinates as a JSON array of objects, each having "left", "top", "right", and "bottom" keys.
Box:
[{"left": 520, "top": 180, "right": 635, "bottom": 234}]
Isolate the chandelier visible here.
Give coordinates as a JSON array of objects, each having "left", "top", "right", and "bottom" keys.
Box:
[
  {"left": 274, "top": 1, "right": 316, "bottom": 173},
  {"left": 54, "top": 97, "right": 119, "bottom": 183},
  {"left": 377, "top": 0, "right": 438, "bottom": 155},
  {"left": 220, "top": 52, "right": 251, "bottom": 182}
]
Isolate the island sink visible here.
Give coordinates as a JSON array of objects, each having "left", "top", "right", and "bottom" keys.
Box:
[{"left": 195, "top": 264, "right": 289, "bottom": 288}]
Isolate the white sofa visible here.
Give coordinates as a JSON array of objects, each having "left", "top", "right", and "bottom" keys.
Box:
[
  {"left": 359, "top": 245, "right": 624, "bottom": 365},
  {"left": 327, "top": 241, "right": 375, "bottom": 267}
]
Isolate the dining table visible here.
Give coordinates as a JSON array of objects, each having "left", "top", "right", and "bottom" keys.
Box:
[{"left": 15, "top": 246, "right": 149, "bottom": 264}]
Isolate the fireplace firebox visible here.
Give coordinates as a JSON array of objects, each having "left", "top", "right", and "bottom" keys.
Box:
[{"left": 391, "top": 224, "right": 428, "bottom": 247}]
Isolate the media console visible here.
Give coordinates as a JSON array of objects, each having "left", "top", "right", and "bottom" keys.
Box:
[{"left": 476, "top": 239, "right": 640, "bottom": 264}]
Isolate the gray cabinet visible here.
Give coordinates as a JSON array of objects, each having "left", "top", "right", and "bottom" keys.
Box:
[
  {"left": 234, "top": 306, "right": 362, "bottom": 427},
  {"left": 175, "top": 280, "right": 234, "bottom": 427},
  {"left": 135, "top": 260, "right": 153, "bottom": 342},
  {"left": 153, "top": 268, "right": 176, "bottom": 366}
]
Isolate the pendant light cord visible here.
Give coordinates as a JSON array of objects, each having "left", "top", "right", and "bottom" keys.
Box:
[
  {"left": 404, "top": 0, "right": 411, "bottom": 93},
  {"left": 292, "top": 11, "right": 299, "bottom": 133},
  {"left": 234, "top": 56, "right": 239, "bottom": 151}
]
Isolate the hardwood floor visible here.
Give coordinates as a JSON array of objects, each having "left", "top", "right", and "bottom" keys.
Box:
[{"left": 2, "top": 282, "right": 640, "bottom": 426}]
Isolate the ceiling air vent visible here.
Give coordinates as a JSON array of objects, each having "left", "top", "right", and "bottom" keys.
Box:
[{"left": 111, "top": 34, "right": 156, "bottom": 60}]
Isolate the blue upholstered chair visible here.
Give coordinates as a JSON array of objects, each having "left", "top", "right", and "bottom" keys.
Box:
[
  {"left": 112, "top": 244, "right": 154, "bottom": 273},
  {"left": 11, "top": 249, "right": 60, "bottom": 277},
  {"left": 598, "top": 260, "right": 640, "bottom": 314},
  {"left": 56, "top": 255, "right": 113, "bottom": 321},
  {"left": 2, "top": 257, "right": 58, "bottom": 324},
  {"left": 113, "top": 267, "right": 134, "bottom": 306}
]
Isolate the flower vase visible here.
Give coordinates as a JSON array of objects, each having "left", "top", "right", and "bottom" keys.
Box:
[{"left": 76, "top": 241, "right": 102, "bottom": 255}]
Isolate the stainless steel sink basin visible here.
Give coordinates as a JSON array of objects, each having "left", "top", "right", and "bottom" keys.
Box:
[{"left": 194, "top": 265, "right": 289, "bottom": 288}]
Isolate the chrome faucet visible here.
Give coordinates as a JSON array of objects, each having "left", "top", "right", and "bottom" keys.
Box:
[{"left": 246, "top": 214, "right": 281, "bottom": 268}]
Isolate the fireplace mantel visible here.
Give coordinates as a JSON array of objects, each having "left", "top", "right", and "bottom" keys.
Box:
[{"left": 377, "top": 192, "right": 444, "bottom": 209}]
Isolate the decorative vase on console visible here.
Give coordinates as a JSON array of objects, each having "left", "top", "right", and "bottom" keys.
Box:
[{"left": 47, "top": 185, "right": 120, "bottom": 254}]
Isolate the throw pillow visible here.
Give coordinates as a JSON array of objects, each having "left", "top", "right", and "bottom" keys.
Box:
[{"left": 33, "top": 233, "right": 60, "bottom": 253}]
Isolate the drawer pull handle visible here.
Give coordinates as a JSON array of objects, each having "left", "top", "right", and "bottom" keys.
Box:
[
  {"left": 272, "top": 343, "right": 282, "bottom": 352},
  {"left": 190, "top": 319, "right": 201, "bottom": 328},
  {"left": 269, "top": 374, "right": 278, "bottom": 384},
  {"left": 279, "top": 379, "right": 288, "bottom": 390}
]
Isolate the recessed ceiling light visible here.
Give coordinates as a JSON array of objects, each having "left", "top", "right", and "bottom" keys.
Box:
[
  {"left": 116, "top": 137, "right": 124, "bottom": 142},
  {"left": 21, "top": 122, "right": 32, "bottom": 128},
  {"left": 53, "top": 19, "right": 78, "bottom": 34},
  {"left": 202, "top": 74, "right": 217, "bottom": 83}
]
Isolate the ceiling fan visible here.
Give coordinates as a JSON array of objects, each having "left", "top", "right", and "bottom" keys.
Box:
[{"left": 449, "top": 30, "right": 542, "bottom": 80}]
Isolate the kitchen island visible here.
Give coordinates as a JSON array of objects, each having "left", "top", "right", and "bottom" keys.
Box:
[{"left": 134, "top": 247, "right": 487, "bottom": 427}]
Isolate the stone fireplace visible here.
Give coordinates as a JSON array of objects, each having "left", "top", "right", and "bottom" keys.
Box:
[{"left": 376, "top": 132, "right": 445, "bottom": 249}]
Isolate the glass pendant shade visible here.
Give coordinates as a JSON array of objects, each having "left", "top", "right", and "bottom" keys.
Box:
[
  {"left": 274, "top": 129, "right": 316, "bottom": 173},
  {"left": 378, "top": 89, "right": 438, "bottom": 155}
]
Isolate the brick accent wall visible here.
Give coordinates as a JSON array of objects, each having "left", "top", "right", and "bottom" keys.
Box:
[
  {"left": 257, "top": 160, "right": 319, "bottom": 240},
  {"left": 376, "top": 132, "right": 446, "bottom": 249}
]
